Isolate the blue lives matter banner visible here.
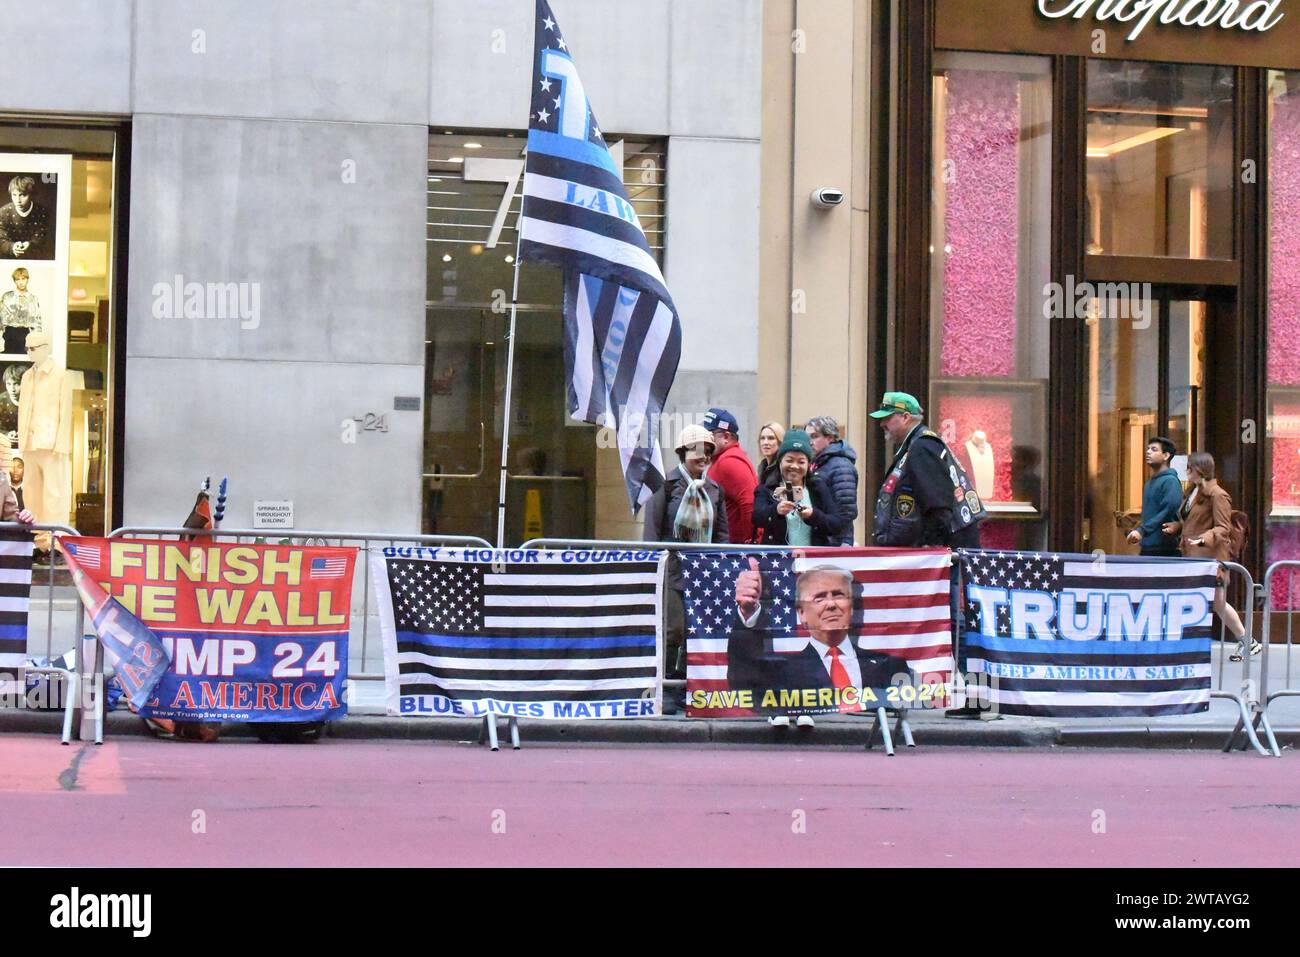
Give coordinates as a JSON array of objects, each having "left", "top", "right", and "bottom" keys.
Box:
[
  {"left": 959, "top": 550, "right": 1218, "bottom": 716},
  {"left": 374, "top": 546, "right": 665, "bottom": 720}
]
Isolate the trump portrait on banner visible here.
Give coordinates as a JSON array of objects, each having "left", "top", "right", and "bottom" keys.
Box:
[{"left": 728, "top": 561, "right": 911, "bottom": 705}]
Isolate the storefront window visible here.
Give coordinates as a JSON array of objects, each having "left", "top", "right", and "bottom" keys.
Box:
[
  {"left": 424, "top": 131, "right": 666, "bottom": 543},
  {"left": 1267, "top": 71, "right": 1300, "bottom": 606},
  {"left": 0, "top": 125, "right": 119, "bottom": 537},
  {"left": 1085, "top": 295, "right": 1209, "bottom": 557},
  {"left": 930, "top": 52, "right": 1051, "bottom": 550},
  {"left": 1086, "top": 60, "right": 1235, "bottom": 259}
]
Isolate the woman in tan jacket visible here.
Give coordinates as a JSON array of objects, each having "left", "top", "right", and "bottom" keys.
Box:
[{"left": 1161, "top": 452, "right": 1258, "bottom": 661}]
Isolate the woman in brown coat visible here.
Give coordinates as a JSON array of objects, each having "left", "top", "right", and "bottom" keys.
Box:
[{"left": 1162, "top": 452, "right": 1258, "bottom": 661}]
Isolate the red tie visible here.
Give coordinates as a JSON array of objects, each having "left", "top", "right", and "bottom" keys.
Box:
[{"left": 827, "top": 646, "right": 861, "bottom": 712}]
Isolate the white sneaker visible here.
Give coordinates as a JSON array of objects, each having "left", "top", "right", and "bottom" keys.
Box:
[
  {"left": 796, "top": 715, "right": 815, "bottom": 729},
  {"left": 768, "top": 715, "right": 791, "bottom": 728},
  {"left": 1230, "top": 640, "right": 1263, "bottom": 662}
]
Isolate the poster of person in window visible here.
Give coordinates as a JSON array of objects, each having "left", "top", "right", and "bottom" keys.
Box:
[
  {"left": 0, "top": 155, "right": 71, "bottom": 366},
  {"left": 0, "top": 172, "right": 56, "bottom": 260},
  {"left": 0, "top": 361, "right": 24, "bottom": 446}
]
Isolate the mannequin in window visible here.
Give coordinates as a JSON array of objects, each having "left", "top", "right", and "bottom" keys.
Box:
[
  {"left": 18, "top": 331, "right": 73, "bottom": 551},
  {"left": 965, "top": 429, "right": 995, "bottom": 501}
]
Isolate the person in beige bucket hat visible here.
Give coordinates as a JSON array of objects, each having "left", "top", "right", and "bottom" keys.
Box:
[{"left": 643, "top": 422, "right": 729, "bottom": 711}]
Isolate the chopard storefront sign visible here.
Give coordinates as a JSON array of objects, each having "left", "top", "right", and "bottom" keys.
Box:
[
  {"left": 1036, "top": 0, "right": 1285, "bottom": 42},
  {"left": 936, "top": 0, "right": 1300, "bottom": 68}
]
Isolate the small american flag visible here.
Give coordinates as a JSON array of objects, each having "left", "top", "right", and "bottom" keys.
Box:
[
  {"left": 63, "top": 540, "right": 100, "bottom": 569},
  {"left": 310, "top": 557, "right": 348, "bottom": 579}
]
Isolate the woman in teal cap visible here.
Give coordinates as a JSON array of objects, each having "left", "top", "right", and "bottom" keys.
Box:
[{"left": 751, "top": 429, "right": 847, "bottom": 546}]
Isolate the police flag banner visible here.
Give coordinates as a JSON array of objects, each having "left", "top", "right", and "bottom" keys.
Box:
[
  {"left": 0, "top": 531, "right": 33, "bottom": 684},
  {"left": 64, "top": 540, "right": 169, "bottom": 710},
  {"left": 518, "top": 0, "right": 682, "bottom": 514},
  {"left": 959, "top": 550, "right": 1217, "bottom": 716},
  {"left": 61, "top": 537, "right": 355, "bottom": 721},
  {"left": 685, "top": 548, "right": 955, "bottom": 717},
  {"left": 374, "top": 546, "right": 665, "bottom": 719}
]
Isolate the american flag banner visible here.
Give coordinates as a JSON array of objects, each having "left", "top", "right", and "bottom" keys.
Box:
[
  {"left": 0, "top": 532, "right": 33, "bottom": 692},
  {"left": 310, "top": 557, "right": 348, "bottom": 580},
  {"left": 373, "top": 546, "right": 667, "bottom": 720},
  {"left": 683, "top": 548, "right": 955, "bottom": 718},
  {"left": 62, "top": 538, "right": 100, "bottom": 569},
  {"left": 518, "top": 0, "right": 682, "bottom": 514},
  {"left": 959, "top": 550, "right": 1218, "bottom": 716}
]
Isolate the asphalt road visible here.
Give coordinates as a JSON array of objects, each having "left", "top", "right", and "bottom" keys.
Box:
[{"left": 2, "top": 735, "right": 1295, "bottom": 867}]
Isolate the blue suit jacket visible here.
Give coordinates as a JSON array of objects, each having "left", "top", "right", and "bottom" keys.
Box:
[{"left": 727, "top": 613, "right": 911, "bottom": 710}]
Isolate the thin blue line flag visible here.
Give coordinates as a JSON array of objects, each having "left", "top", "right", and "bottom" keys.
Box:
[{"left": 519, "top": 0, "right": 683, "bottom": 514}]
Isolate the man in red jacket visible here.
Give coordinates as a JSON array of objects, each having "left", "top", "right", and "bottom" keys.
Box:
[{"left": 702, "top": 407, "right": 757, "bottom": 544}]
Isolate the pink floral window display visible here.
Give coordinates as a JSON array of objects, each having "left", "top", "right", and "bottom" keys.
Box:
[
  {"left": 1267, "top": 75, "right": 1300, "bottom": 604},
  {"left": 930, "top": 54, "right": 1051, "bottom": 548}
]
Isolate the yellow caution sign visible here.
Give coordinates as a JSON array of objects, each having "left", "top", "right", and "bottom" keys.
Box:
[{"left": 524, "top": 488, "right": 543, "bottom": 539}]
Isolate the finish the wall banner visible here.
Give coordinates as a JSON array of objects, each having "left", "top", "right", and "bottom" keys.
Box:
[
  {"left": 60, "top": 537, "right": 356, "bottom": 722},
  {"left": 959, "top": 550, "right": 1217, "bottom": 716},
  {"left": 685, "top": 548, "right": 955, "bottom": 718},
  {"left": 374, "top": 546, "right": 665, "bottom": 720}
]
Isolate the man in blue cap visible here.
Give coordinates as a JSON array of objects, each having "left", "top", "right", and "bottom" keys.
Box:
[{"left": 702, "top": 407, "right": 757, "bottom": 543}]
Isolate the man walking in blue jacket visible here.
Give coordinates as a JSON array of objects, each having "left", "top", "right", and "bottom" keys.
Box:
[{"left": 1126, "top": 436, "right": 1184, "bottom": 557}]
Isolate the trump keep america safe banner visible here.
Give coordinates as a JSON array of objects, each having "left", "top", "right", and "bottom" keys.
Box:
[
  {"left": 374, "top": 545, "right": 665, "bottom": 720},
  {"left": 959, "top": 550, "right": 1217, "bottom": 716},
  {"left": 61, "top": 537, "right": 355, "bottom": 722},
  {"left": 684, "top": 548, "right": 955, "bottom": 717}
]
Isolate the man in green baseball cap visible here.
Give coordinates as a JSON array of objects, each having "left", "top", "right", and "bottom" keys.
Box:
[
  {"left": 870, "top": 389, "right": 983, "bottom": 548},
  {"left": 869, "top": 391, "right": 924, "bottom": 420},
  {"left": 871, "top": 388, "right": 988, "bottom": 718}
]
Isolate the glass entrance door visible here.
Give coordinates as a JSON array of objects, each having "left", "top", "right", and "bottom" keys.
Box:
[
  {"left": 422, "top": 300, "right": 597, "bottom": 545},
  {"left": 1085, "top": 291, "right": 1212, "bottom": 556}
]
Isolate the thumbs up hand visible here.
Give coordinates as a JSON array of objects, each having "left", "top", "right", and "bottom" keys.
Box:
[{"left": 736, "top": 557, "right": 762, "bottom": 619}]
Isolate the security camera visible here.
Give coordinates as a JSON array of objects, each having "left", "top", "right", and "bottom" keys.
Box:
[{"left": 810, "top": 187, "right": 844, "bottom": 209}]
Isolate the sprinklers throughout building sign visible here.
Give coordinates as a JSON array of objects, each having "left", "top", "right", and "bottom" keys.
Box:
[{"left": 1036, "top": 0, "right": 1285, "bottom": 42}]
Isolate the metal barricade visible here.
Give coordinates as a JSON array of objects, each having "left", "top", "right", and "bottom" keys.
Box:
[
  {"left": 1260, "top": 560, "right": 1300, "bottom": 752},
  {"left": 1215, "top": 562, "right": 1277, "bottom": 756},
  {"left": 0, "top": 523, "right": 83, "bottom": 745},
  {"left": 90, "top": 527, "right": 493, "bottom": 735}
]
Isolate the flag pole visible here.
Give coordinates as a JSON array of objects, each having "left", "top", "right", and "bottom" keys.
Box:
[{"left": 495, "top": 228, "right": 526, "bottom": 548}]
